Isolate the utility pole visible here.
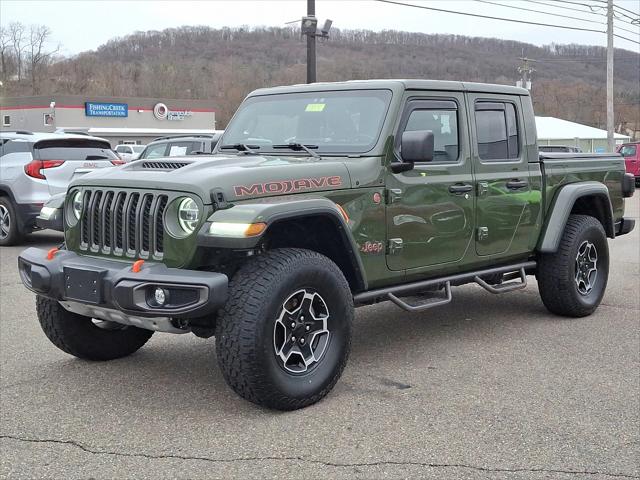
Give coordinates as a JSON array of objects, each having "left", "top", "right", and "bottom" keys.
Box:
[
  {"left": 306, "top": 0, "right": 316, "bottom": 83},
  {"left": 517, "top": 56, "right": 535, "bottom": 90},
  {"left": 606, "top": 0, "right": 614, "bottom": 152},
  {"left": 299, "top": 1, "right": 331, "bottom": 84}
]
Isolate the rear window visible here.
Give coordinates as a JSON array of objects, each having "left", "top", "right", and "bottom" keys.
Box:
[{"left": 35, "top": 140, "right": 117, "bottom": 161}]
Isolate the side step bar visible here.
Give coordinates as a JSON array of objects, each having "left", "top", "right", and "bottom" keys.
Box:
[
  {"left": 353, "top": 261, "right": 536, "bottom": 310},
  {"left": 387, "top": 282, "right": 452, "bottom": 312}
]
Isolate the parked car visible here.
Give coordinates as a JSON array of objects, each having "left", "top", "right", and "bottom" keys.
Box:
[
  {"left": 137, "top": 133, "right": 223, "bottom": 160},
  {"left": 115, "top": 144, "right": 146, "bottom": 162},
  {"left": 0, "top": 131, "right": 122, "bottom": 245},
  {"left": 17, "top": 80, "right": 635, "bottom": 410},
  {"left": 616, "top": 142, "right": 640, "bottom": 185},
  {"left": 539, "top": 145, "right": 583, "bottom": 153}
]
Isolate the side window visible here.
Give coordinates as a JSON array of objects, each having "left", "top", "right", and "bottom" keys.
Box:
[
  {"left": 475, "top": 102, "right": 520, "bottom": 161},
  {"left": 2, "top": 140, "right": 32, "bottom": 155},
  {"left": 140, "top": 143, "right": 167, "bottom": 159},
  {"left": 403, "top": 108, "right": 459, "bottom": 162}
]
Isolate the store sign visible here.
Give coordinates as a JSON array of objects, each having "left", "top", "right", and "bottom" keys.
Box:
[
  {"left": 153, "top": 102, "right": 193, "bottom": 121},
  {"left": 85, "top": 102, "right": 128, "bottom": 117}
]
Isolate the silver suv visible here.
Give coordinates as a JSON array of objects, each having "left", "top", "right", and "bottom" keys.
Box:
[{"left": 0, "top": 131, "right": 121, "bottom": 246}]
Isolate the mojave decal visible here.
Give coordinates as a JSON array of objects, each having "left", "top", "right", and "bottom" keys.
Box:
[{"left": 234, "top": 176, "right": 343, "bottom": 197}]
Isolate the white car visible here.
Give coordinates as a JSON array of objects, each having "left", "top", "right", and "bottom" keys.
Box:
[
  {"left": 0, "top": 131, "right": 122, "bottom": 245},
  {"left": 115, "top": 144, "right": 146, "bottom": 162}
]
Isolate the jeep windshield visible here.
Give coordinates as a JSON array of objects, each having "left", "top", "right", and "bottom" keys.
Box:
[{"left": 220, "top": 89, "right": 392, "bottom": 154}]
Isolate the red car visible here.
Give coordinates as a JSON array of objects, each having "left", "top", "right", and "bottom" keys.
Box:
[{"left": 617, "top": 142, "right": 640, "bottom": 186}]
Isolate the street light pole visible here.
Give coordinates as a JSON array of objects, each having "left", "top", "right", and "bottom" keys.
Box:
[
  {"left": 606, "top": 0, "right": 614, "bottom": 152},
  {"left": 306, "top": 0, "right": 316, "bottom": 83}
]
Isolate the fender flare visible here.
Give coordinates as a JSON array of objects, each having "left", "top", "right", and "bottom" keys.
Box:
[
  {"left": 197, "top": 197, "right": 367, "bottom": 291},
  {"left": 538, "top": 181, "right": 614, "bottom": 253},
  {"left": 0, "top": 184, "right": 17, "bottom": 203}
]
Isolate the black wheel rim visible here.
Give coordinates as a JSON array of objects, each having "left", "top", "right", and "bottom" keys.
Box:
[
  {"left": 273, "top": 289, "right": 330, "bottom": 374},
  {"left": 0, "top": 205, "right": 10, "bottom": 240},
  {"left": 575, "top": 240, "right": 598, "bottom": 296}
]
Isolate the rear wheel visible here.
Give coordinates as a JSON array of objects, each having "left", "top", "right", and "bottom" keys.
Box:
[
  {"left": 537, "top": 214, "right": 609, "bottom": 317},
  {"left": 215, "top": 248, "right": 353, "bottom": 410},
  {"left": 0, "top": 197, "right": 23, "bottom": 246},
  {"left": 36, "top": 296, "right": 154, "bottom": 360}
]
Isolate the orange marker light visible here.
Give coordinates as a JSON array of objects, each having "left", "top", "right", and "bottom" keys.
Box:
[
  {"left": 244, "top": 222, "right": 267, "bottom": 237},
  {"left": 46, "top": 247, "right": 59, "bottom": 260},
  {"left": 336, "top": 204, "right": 350, "bottom": 223},
  {"left": 132, "top": 259, "right": 145, "bottom": 273}
]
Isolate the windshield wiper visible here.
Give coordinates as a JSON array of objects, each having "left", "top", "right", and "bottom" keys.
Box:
[
  {"left": 272, "top": 143, "right": 320, "bottom": 159},
  {"left": 220, "top": 143, "right": 261, "bottom": 154}
]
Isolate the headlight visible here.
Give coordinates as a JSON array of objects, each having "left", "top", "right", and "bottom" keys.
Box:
[
  {"left": 177, "top": 197, "right": 200, "bottom": 234},
  {"left": 71, "top": 191, "right": 83, "bottom": 220}
]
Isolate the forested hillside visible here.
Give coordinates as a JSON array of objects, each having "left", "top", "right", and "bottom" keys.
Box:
[{"left": 2, "top": 26, "right": 639, "bottom": 129}]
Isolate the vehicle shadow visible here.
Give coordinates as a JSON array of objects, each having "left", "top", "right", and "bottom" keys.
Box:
[{"left": 7, "top": 285, "right": 551, "bottom": 418}]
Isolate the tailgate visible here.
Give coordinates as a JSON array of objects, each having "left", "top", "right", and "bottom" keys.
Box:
[{"left": 33, "top": 139, "right": 119, "bottom": 195}]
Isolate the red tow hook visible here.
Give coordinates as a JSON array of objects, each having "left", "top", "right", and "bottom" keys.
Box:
[
  {"left": 46, "top": 248, "right": 59, "bottom": 260},
  {"left": 132, "top": 259, "right": 145, "bottom": 273}
]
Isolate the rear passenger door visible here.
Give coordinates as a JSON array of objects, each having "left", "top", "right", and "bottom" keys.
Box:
[{"left": 468, "top": 94, "right": 532, "bottom": 257}]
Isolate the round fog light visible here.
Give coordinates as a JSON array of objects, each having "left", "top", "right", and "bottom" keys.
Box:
[{"left": 154, "top": 287, "right": 168, "bottom": 306}]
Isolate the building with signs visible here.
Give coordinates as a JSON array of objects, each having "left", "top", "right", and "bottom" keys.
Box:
[{"left": 0, "top": 95, "right": 217, "bottom": 147}]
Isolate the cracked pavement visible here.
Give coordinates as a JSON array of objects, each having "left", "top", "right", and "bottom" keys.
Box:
[{"left": 1, "top": 195, "right": 638, "bottom": 479}]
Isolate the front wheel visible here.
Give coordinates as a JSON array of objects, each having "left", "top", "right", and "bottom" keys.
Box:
[
  {"left": 36, "top": 296, "right": 154, "bottom": 360},
  {"left": 537, "top": 214, "right": 609, "bottom": 317},
  {"left": 215, "top": 248, "right": 353, "bottom": 410}
]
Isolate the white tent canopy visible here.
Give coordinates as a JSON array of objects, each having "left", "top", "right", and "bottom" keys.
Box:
[{"left": 535, "top": 116, "right": 630, "bottom": 141}]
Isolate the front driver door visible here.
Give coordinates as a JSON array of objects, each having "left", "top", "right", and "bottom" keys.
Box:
[{"left": 386, "top": 94, "right": 474, "bottom": 271}]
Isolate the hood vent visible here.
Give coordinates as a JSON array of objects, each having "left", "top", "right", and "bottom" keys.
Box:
[{"left": 142, "top": 161, "right": 189, "bottom": 170}]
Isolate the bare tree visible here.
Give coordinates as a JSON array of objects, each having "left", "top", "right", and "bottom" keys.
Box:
[
  {"left": 0, "top": 26, "right": 11, "bottom": 80},
  {"left": 27, "top": 24, "right": 57, "bottom": 94},
  {"left": 9, "top": 22, "right": 26, "bottom": 81}
]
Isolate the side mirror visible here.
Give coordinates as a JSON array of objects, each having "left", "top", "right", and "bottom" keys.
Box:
[{"left": 401, "top": 130, "right": 434, "bottom": 163}]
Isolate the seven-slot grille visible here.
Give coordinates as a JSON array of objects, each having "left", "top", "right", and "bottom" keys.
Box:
[{"left": 79, "top": 189, "right": 168, "bottom": 259}]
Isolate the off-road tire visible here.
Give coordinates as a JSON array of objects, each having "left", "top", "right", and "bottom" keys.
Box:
[
  {"left": 215, "top": 248, "right": 353, "bottom": 410},
  {"left": 0, "top": 197, "right": 23, "bottom": 246},
  {"left": 537, "top": 214, "right": 609, "bottom": 317},
  {"left": 36, "top": 296, "right": 154, "bottom": 360}
]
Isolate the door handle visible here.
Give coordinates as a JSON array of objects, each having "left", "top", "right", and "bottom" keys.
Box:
[
  {"left": 506, "top": 179, "right": 528, "bottom": 190},
  {"left": 449, "top": 184, "right": 473, "bottom": 195}
]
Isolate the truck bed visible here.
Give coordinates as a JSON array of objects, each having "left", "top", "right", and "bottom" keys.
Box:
[{"left": 538, "top": 152, "right": 626, "bottom": 224}]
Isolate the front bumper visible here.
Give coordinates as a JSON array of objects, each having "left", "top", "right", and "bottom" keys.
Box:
[{"left": 18, "top": 248, "right": 228, "bottom": 320}]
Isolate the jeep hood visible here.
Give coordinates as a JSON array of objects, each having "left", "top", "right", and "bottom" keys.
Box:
[{"left": 69, "top": 154, "right": 352, "bottom": 204}]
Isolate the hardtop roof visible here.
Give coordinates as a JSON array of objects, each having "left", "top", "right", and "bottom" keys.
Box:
[{"left": 249, "top": 79, "right": 530, "bottom": 97}]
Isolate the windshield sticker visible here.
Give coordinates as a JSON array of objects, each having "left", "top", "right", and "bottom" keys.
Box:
[
  {"left": 305, "top": 103, "right": 326, "bottom": 112},
  {"left": 234, "top": 176, "right": 342, "bottom": 197}
]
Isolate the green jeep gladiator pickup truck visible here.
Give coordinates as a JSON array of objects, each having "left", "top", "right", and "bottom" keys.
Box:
[{"left": 19, "top": 80, "right": 636, "bottom": 410}]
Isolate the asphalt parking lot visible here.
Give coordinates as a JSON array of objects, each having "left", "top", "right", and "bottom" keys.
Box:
[{"left": 1, "top": 195, "right": 638, "bottom": 480}]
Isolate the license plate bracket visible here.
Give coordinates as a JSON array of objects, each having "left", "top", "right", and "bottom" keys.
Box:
[{"left": 63, "top": 267, "right": 106, "bottom": 304}]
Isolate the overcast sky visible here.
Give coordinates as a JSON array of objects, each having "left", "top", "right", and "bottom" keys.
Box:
[{"left": 1, "top": 0, "right": 639, "bottom": 56}]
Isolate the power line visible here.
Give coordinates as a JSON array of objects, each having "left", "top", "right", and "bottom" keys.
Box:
[
  {"left": 534, "top": 0, "right": 640, "bottom": 25},
  {"left": 612, "top": 2, "right": 640, "bottom": 18},
  {"left": 474, "top": 0, "right": 605, "bottom": 25},
  {"left": 548, "top": 0, "right": 607, "bottom": 13},
  {"left": 375, "top": 0, "right": 604, "bottom": 33},
  {"left": 375, "top": 0, "right": 640, "bottom": 44},
  {"left": 523, "top": 0, "right": 606, "bottom": 17}
]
